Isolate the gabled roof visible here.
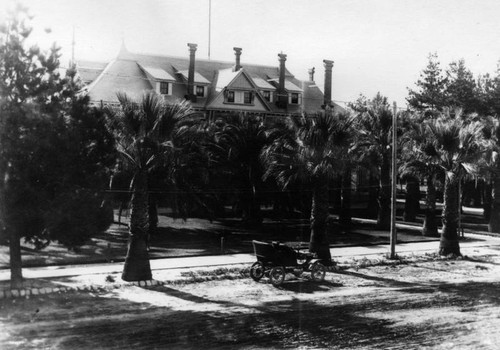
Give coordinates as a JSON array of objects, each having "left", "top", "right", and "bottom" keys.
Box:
[
  {"left": 215, "top": 68, "right": 239, "bottom": 91},
  {"left": 140, "top": 65, "right": 176, "bottom": 81},
  {"left": 284, "top": 80, "right": 303, "bottom": 93},
  {"left": 252, "top": 76, "right": 276, "bottom": 90},
  {"left": 176, "top": 70, "right": 211, "bottom": 84},
  {"left": 79, "top": 46, "right": 327, "bottom": 114}
]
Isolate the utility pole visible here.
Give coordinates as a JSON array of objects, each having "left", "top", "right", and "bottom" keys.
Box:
[{"left": 390, "top": 101, "right": 398, "bottom": 259}]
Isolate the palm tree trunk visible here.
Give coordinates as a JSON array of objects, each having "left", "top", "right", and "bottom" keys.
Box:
[
  {"left": 241, "top": 167, "right": 262, "bottom": 225},
  {"left": 377, "top": 154, "right": 391, "bottom": 230},
  {"left": 9, "top": 228, "right": 23, "bottom": 289},
  {"left": 489, "top": 172, "right": 500, "bottom": 233},
  {"left": 1, "top": 177, "right": 23, "bottom": 288},
  {"left": 439, "top": 175, "right": 461, "bottom": 256},
  {"left": 473, "top": 179, "right": 483, "bottom": 207},
  {"left": 422, "top": 175, "right": 438, "bottom": 237},
  {"left": 148, "top": 194, "right": 158, "bottom": 237},
  {"left": 309, "top": 179, "right": 332, "bottom": 263},
  {"left": 339, "top": 168, "right": 352, "bottom": 231},
  {"left": 332, "top": 174, "right": 342, "bottom": 212},
  {"left": 483, "top": 179, "right": 492, "bottom": 221},
  {"left": 403, "top": 175, "right": 420, "bottom": 222},
  {"left": 367, "top": 172, "right": 378, "bottom": 218},
  {"left": 122, "top": 170, "right": 152, "bottom": 281}
]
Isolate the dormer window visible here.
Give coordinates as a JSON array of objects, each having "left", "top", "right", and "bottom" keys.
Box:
[
  {"left": 224, "top": 90, "right": 254, "bottom": 105},
  {"left": 139, "top": 65, "right": 175, "bottom": 96},
  {"left": 195, "top": 85, "right": 205, "bottom": 97},
  {"left": 262, "top": 90, "right": 272, "bottom": 102},
  {"left": 159, "top": 82, "right": 170, "bottom": 95},
  {"left": 290, "top": 92, "right": 302, "bottom": 105},
  {"left": 226, "top": 90, "right": 235, "bottom": 103},
  {"left": 244, "top": 91, "right": 253, "bottom": 104}
]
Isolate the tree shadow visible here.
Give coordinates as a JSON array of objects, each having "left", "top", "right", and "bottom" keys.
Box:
[
  {"left": 276, "top": 279, "right": 343, "bottom": 293},
  {"left": 5, "top": 276, "right": 495, "bottom": 349},
  {"left": 434, "top": 281, "right": 500, "bottom": 305},
  {"left": 336, "top": 270, "right": 418, "bottom": 288}
]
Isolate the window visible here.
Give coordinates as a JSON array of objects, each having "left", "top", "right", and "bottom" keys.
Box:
[
  {"left": 290, "top": 93, "right": 301, "bottom": 104},
  {"left": 263, "top": 90, "right": 271, "bottom": 102},
  {"left": 160, "top": 82, "right": 169, "bottom": 95},
  {"left": 244, "top": 91, "right": 252, "bottom": 104},
  {"left": 196, "top": 86, "right": 205, "bottom": 97},
  {"left": 227, "top": 90, "right": 235, "bottom": 103}
]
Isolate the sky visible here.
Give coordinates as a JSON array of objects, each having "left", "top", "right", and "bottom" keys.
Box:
[{"left": 3, "top": 0, "right": 500, "bottom": 108}]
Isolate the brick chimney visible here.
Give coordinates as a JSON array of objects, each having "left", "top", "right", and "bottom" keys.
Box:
[
  {"left": 323, "top": 60, "right": 334, "bottom": 108},
  {"left": 308, "top": 67, "right": 315, "bottom": 82},
  {"left": 277, "top": 52, "right": 288, "bottom": 108},
  {"left": 233, "top": 47, "right": 242, "bottom": 71},
  {"left": 187, "top": 43, "right": 197, "bottom": 101}
]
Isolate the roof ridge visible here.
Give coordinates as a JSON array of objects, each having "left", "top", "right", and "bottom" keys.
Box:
[{"left": 120, "top": 49, "right": 287, "bottom": 71}]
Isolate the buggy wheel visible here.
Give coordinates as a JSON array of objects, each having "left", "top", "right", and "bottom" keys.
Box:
[
  {"left": 310, "top": 262, "right": 326, "bottom": 282},
  {"left": 269, "top": 266, "right": 286, "bottom": 286},
  {"left": 250, "top": 262, "right": 265, "bottom": 281}
]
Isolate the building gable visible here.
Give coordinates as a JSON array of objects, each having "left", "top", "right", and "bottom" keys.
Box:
[
  {"left": 228, "top": 72, "right": 254, "bottom": 89},
  {"left": 206, "top": 69, "right": 272, "bottom": 112}
]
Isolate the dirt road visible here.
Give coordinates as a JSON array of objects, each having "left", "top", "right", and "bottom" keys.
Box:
[{"left": 2, "top": 254, "right": 500, "bottom": 349}]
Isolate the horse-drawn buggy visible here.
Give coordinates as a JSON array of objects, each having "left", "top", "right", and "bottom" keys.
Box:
[{"left": 250, "top": 240, "right": 328, "bottom": 286}]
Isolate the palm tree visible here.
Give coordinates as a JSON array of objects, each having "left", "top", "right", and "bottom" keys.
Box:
[
  {"left": 335, "top": 111, "right": 360, "bottom": 231},
  {"left": 262, "top": 112, "right": 354, "bottom": 262},
  {"left": 105, "top": 92, "right": 195, "bottom": 281},
  {"left": 481, "top": 116, "right": 500, "bottom": 233},
  {"left": 211, "top": 114, "right": 282, "bottom": 225},
  {"left": 355, "top": 94, "right": 394, "bottom": 229},
  {"left": 400, "top": 117, "right": 442, "bottom": 237},
  {"left": 423, "top": 111, "right": 487, "bottom": 255}
]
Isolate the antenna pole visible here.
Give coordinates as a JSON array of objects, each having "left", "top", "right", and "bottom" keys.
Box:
[
  {"left": 71, "top": 25, "right": 75, "bottom": 66},
  {"left": 208, "top": 0, "right": 211, "bottom": 60}
]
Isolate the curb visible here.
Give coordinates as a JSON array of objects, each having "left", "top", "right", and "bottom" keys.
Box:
[{"left": 0, "top": 279, "right": 166, "bottom": 300}]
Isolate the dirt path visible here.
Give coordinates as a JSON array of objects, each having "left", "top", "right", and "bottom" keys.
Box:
[{"left": 2, "top": 255, "right": 500, "bottom": 349}]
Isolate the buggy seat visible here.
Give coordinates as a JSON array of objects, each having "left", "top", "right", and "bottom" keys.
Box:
[{"left": 252, "top": 240, "right": 298, "bottom": 266}]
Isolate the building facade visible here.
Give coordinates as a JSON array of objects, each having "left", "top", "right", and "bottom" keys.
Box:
[{"left": 77, "top": 42, "right": 342, "bottom": 118}]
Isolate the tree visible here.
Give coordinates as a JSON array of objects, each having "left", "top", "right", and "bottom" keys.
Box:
[
  {"left": 407, "top": 53, "right": 448, "bottom": 112},
  {"left": 211, "top": 114, "right": 267, "bottom": 224},
  {"left": 424, "top": 111, "right": 487, "bottom": 255},
  {"left": 262, "top": 111, "right": 354, "bottom": 262},
  {"left": 335, "top": 111, "right": 360, "bottom": 231},
  {"left": 209, "top": 114, "right": 285, "bottom": 225},
  {"left": 445, "top": 59, "right": 481, "bottom": 115},
  {"left": 480, "top": 63, "right": 500, "bottom": 117},
  {"left": 400, "top": 114, "right": 442, "bottom": 236},
  {"left": 0, "top": 5, "right": 115, "bottom": 288},
  {"left": 481, "top": 117, "right": 500, "bottom": 233},
  {"left": 105, "top": 92, "right": 195, "bottom": 281},
  {"left": 353, "top": 93, "right": 395, "bottom": 230}
]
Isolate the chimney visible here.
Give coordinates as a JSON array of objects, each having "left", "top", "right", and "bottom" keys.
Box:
[
  {"left": 277, "top": 52, "right": 287, "bottom": 108},
  {"left": 187, "top": 43, "right": 197, "bottom": 101},
  {"left": 233, "top": 47, "right": 242, "bottom": 71},
  {"left": 308, "top": 67, "right": 315, "bottom": 82},
  {"left": 323, "top": 60, "right": 334, "bottom": 108}
]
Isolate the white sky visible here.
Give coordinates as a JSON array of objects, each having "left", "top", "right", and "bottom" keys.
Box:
[{"left": 3, "top": 0, "right": 500, "bottom": 107}]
